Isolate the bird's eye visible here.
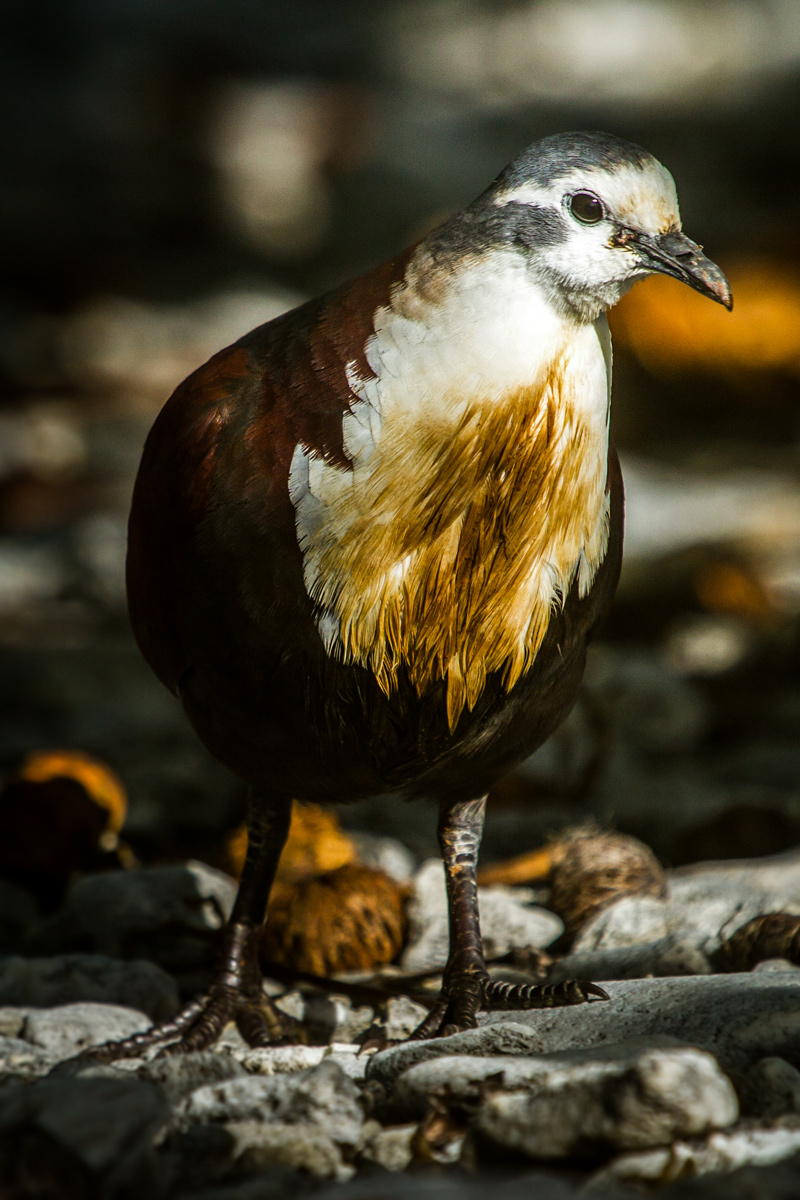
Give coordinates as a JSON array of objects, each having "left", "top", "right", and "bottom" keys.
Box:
[{"left": 568, "top": 192, "right": 606, "bottom": 225}]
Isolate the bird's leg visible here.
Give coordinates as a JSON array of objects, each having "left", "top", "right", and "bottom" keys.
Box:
[
  {"left": 410, "top": 795, "right": 490, "bottom": 1038},
  {"left": 409, "top": 795, "right": 608, "bottom": 1040},
  {"left": 87, "top": 790, "right": 299, "bottom": 1060}
]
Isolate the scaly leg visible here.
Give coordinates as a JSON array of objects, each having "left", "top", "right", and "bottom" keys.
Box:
[
  {"left": 88, "top": 790, "right": 300, "bottom": 1060},
  {"left": 410, "top": 795, "right": 607, "bottom": 1039}
]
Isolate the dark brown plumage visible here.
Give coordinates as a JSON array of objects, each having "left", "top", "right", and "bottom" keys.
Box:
[{"left": 96, "top": 132, "right": 730, "bottom": 1058}]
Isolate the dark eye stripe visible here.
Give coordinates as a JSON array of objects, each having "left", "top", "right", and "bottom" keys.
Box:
[{"left": 569, "top": 192, "right": 605, "bottom": 225}]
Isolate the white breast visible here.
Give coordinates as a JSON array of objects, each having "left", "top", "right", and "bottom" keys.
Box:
[{"left": 288, "top": 248, "right": 612, "bottom": 725}]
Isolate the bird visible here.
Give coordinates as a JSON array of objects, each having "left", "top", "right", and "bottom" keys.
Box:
[{"left": 105, "top": 131, "right": 731, "bottom": 1056}]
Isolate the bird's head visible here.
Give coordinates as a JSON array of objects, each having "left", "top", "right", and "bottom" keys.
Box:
[{"left": 482, "top": 131, "right": 732, "bottom": 322}]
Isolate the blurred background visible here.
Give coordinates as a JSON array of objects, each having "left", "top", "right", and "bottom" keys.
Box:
[{"left": 2, "top": 0, "right": 800, "bottom": 882}]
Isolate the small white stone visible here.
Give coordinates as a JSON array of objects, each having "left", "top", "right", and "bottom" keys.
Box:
[{"left": 241, "top": 1044, "right": 327, "bottom": 1075}]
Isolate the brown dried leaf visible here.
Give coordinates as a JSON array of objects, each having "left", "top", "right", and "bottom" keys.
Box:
[
  {"left": 548, "top": 829, "right": 666, "bottom": 940},
  {"left": 262, "top": 863, "right": 410, "bottom": 976},
  {"left": 714, "top": 912, "right": 800, "bottom": 971},
  {"left": 411, "top": 1097, "right": 466, "bottom": 1164}
]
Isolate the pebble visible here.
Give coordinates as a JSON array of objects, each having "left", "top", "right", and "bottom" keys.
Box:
[
  {"left": 470, "top": 1043, "right": 737, "bottom": 1160},
  {"left": 0, "top": 953, "right": 179, "bottom": 1020},
  {"left": 740, "top": 1057, "right": 800, "bottom": 1119},
  {"left": 0, "top": 1033, "right": 55, "bottom": 1078},
  {"left": 591, "top": 1121, "right": 800, "bottom": 1190},
  {"left": 241, "top": 1044, "right": 329, "bottom": 1075},
  {"left": 20, "top": 1001, "right": 151, "bottom": 1059},
  {"left": 356, "top": 1119, "right": 416, "bottom": 1171},
  {"left": 368, "top": 1021, "right": 549, "bottom": 1090},
  {"left": 402, "top": 859, "right": 562, "bottom": 973},
  {"left": 374, "top": 994, "right": 430, "bottom": 1042}
]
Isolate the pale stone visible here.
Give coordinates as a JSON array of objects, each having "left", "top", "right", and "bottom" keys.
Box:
[
  {"left": 21, "top": 1001, "right": 150, "bottom": 1059},
  {"left": 591, "top": 1121, "right": 800, "bottom": 1189},
  {"left": 471, "top": 1044, "right": 737, "bottom": 1158}
]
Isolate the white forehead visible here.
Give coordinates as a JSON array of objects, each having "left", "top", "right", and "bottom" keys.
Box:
[{"left": 496, "top": 160, "right": 680, "bottom": 235}]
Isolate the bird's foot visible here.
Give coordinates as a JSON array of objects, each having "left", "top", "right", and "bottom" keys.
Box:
[
  {"left": 83, "top": 923, "right": 303, "bottom": 1062},
  {"left": 409, "top": 972, "right": 609, "bottom": 1040}
]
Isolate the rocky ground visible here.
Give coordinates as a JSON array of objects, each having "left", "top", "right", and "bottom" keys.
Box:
[{"left": 4, "top": 825, "right": 800, "bottom": 1197}]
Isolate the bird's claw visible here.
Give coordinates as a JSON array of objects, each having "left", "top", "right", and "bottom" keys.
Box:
[
  {"left": 408, "top": 974, "right": 609, "bottom": 1040},
  {"left": 81, "top": 983, "right": 303, "bottom": 1063}
]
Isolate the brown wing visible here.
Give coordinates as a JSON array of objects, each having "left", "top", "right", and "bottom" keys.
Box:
[{"left": 126, "top": 250, "right": 413, "bottom": 696}]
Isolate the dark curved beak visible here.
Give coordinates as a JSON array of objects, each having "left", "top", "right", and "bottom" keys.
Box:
[{"left": 635, "top": 230, "right": 733, "bottom": 310}]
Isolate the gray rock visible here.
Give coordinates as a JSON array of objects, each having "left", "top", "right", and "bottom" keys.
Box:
[
  {"left": 137, "top": 1050, "right": 247, "bottom": 1101},
  {"left": 226, "top": 1120, "right": 352, "bottom": 1181},
  {"left": 470, "top": 1044, "right": 736, "bottom": 1160},
  {"left": 0, "top": 1033, "right": 55, "bottom": 1078},
  {"left": 585, "top": 646, "right": 709, "bottom": 756},
  {"left": 571, "top": 895, "right": 670, "bottom": 951},
  {"left": 371, "top": 974, "right": 800, "bottom": 1088},
  {"left": 741, "top": 1058, "right": 800, "bottom": 1119},
  {"left": 24, "top": 862, "right": 236, "bottom": 987},
  {"left": 392, "top": 1037, "right": 715, "bottom": 1117},
  {"left": 591, "top": 1121, "right": 800, "bottom": 1190},
  {"left": 549, "top": 932, "right": 712, "bottom": 983},
  {"left": 368, "top": 1021, "right": 549, "bottom": 1089},
  {"left": 177, "top": 1059, "right": 364, "bottom": 1147},
  {"left": 326, "top": 1046, "right": 370, "bottom": 1081},
  {"left": 377, "top": 994, "right": 430, "bottom": 1042},
  {"left": 21, "top": 1001, "right": 150, "bottom": 1059},
  {"left": 357, "top": 1119, "right": 416, "bottom": 1171},
  {"left": 0, "top": 1075, "right": 169, "bottom": 1193},
  {"left": 402, "top": 859, "right": 562, "bottom": 973},
  {"left": 0, "top": 1007, "right": 25, "bottom": 1038},
  {"left": 0, "top": 954, "right": 179, "bottom": 1021},
  {"left": 349, "top": 832, "right": 416, "bottom": 881},
  {"left": 485, "top": 976, "right": 800, "bottom": 1074}
]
